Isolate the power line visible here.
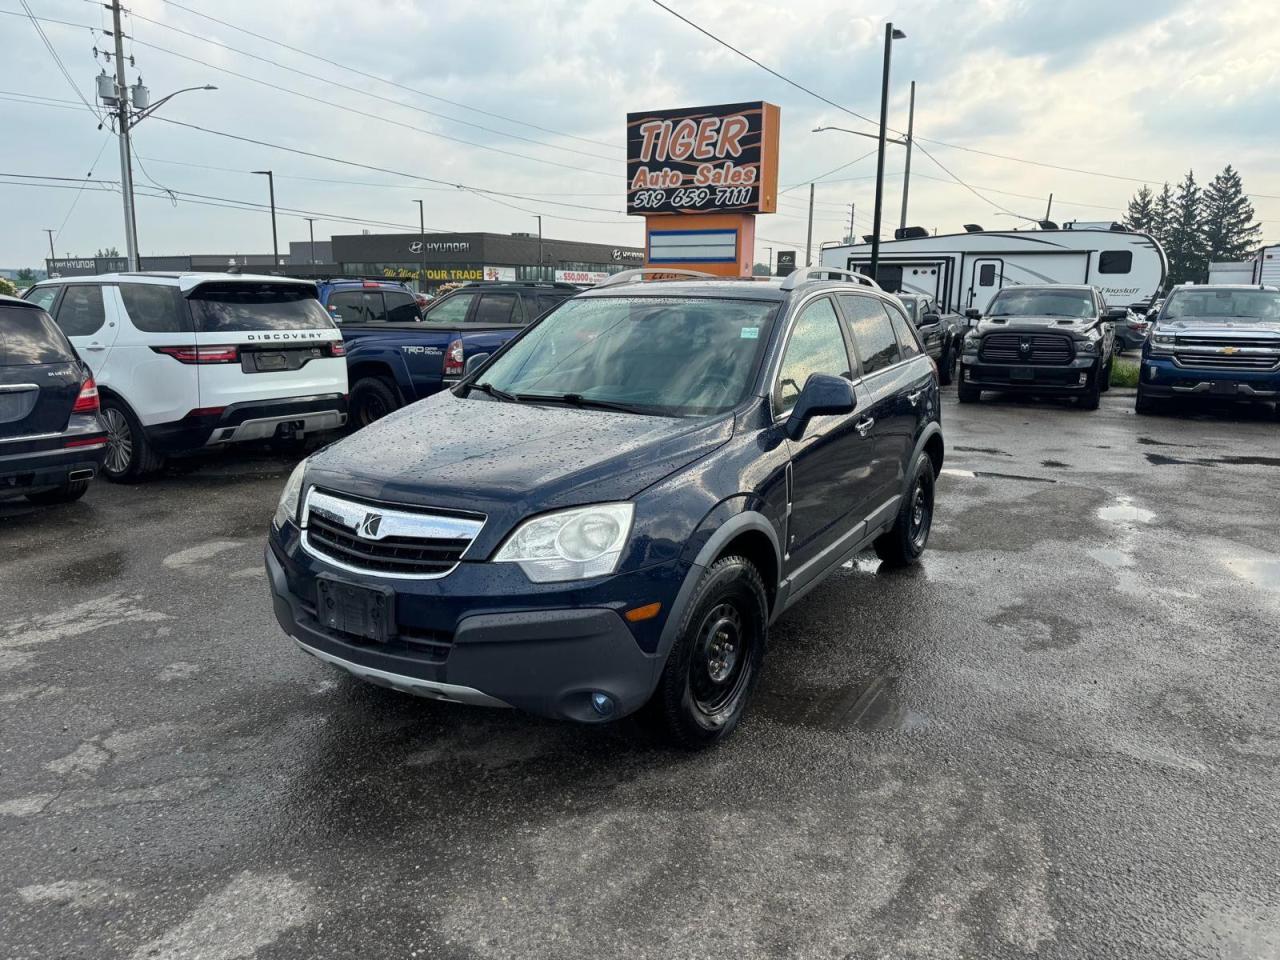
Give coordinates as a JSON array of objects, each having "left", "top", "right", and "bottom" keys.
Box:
[
  {"left": 780, "top": 149, "right": 879, "bottom": 195},
  {"left": 156, "top": 0, "right": 621, "bottom": 152},
  {"left": 54, "top": 135, "right": 113, "bottom": 242},
  {"left": 124, "top": 6, "right": 620, "bottom": 165},
  {"left": 912, "top": 141, "right": 1015, "bottom": 215},
  {"left": 14, "top": 0, "right": 101, "bottom": 121}
]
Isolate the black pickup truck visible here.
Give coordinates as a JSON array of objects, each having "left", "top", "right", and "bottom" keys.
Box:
[{"left": 896, "top": 293, "right": 965, "bottom": 384}]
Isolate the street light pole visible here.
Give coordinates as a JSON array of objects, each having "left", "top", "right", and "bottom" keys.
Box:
[
  {"left": 252, "top": 170, "right": 278, "bottom": 267},
  {"left": 764, "top": 246, "right": 773, "bottom": 275},
  {"left": 805, "top": 182, "right": 815, "bottom": 266},
  {"left": 899, "top": 80, "right": 916, "bottom": 231},
  {"left": 535, "top": 215, "right": 543, "bottom": 280},
  {"left": 871, "top": 23, "right": 906, "bottom": 283},
  {"left": 44, "top": 229, "right": 55, "bottom": 262},
  {"left": 414, "top": 200, "right": 426, "bottom": 291}
]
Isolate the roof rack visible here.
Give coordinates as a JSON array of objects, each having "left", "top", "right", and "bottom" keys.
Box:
[
  {"left": 779, "top": 266, "right": 882, "bottom": 292},
  {"left": 595, "top": 268, "right": 716, "bottom": 288}
]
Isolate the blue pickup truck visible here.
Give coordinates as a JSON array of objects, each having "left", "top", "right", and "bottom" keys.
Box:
[{"left": 315, "top": 279, "right": 580, "bottom": 427}]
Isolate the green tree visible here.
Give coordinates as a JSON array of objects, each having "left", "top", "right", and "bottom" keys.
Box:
[
  {"left": 1124, "top": 185, "right": 1157, "bottom": 234},
  {"left": 1165, "top": 171, "right": 1207, "bottom": 286},
  {"left": 1203, "top": 164, "right": 1261, "bottom": 263},
  {"left": 0, "top": 277, "right": 17, "bottom": 297},
  {"left": 751, "top": 262, "right": 770, "bottom": 276},
  {"left": 15, "top": 268, "right": 36, "bottom": 284},
  {"left": 95, "top": 246, "right": 120, "bottom": 258},
  {"left": 1151, "top": 182, "right": 1174, "bottom": 248}
]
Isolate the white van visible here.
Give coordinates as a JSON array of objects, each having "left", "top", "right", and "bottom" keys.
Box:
[{"left": 24, "top": 273, "right": 347, "bottom": 480}]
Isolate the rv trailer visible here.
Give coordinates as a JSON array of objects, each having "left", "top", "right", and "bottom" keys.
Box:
[{"left": 820, "top": 225, "right": 1168, "bottom": 313}]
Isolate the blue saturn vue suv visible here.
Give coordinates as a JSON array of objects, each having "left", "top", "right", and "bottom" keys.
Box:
[
  {"left": 1135, "top": 284, "right": 1280, "bottom": 417},
  {"left": 265, "top": 267, "right": 944, "bottom": 747}
]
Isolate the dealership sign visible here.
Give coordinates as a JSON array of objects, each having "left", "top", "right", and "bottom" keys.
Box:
[
  {"left": 612, "top": 248, "right": 644, "bottom": 262},
  {"left": 556, "top": 269, "right": 611, "bottom": 285},
  {"left": 626, "top": 101, "right": 780, "bottom": 216},
  {"left": 409, "top": 240, "right": 470, "bottom": 254}
]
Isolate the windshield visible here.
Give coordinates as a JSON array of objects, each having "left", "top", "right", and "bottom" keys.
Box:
[
  {"left": 987, "top": 289, "right": 1094, "bottom": 318},
  {"left": 474, "top": 296, "right": 779, "bottom": 417},
  {"left": 1163, "top": 289, "right": 1280, "bottom": 323},
  {"left": 898, "top": 298, "right": 919, "bottom": 322},
  {"left": 187, "top": 283, "right": 335, "bottom": 333}
]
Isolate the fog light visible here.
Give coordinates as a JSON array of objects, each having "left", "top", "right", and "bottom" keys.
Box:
[{"left": 590, "top": 692, "right": 616, "bottom": 718}]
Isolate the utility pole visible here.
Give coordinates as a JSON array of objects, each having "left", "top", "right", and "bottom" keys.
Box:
[
  {"left": 899, "top": 80, "right": 916, "bottom": 231},
  {"left": 304, "top": 218, "right": 316, "bottom": 267},
  {"left": 1045, "top": 193, "right": 1054, "bottom": 220},
  {"left": 848, "top": 203, "right": 856, "bottom": 244},
  {"left": 871, "top": 23, "right": 906, "bottom": 282},
  {"left": 414, "top": 200, "right": 426, "bottom": 291},
  {"left": 253, "top": 170, "right": 278, "bottom": 266},
  {"left": 764, "top": 247, "right": 773, "bottom": 274},
  {"left": 805, "top": 182, "right": 815, "bottom": 266},
  {"left": 535, "top": 215, "right": 543, "bottom": 280},
  {"left": 44, "top": 229, "right": 56, "bottom": 262},
  {"left": 109, "top": 0, "right": 139, "bottom": 271}
]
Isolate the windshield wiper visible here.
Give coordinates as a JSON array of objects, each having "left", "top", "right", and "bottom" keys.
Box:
[
  {"left": 468, "top": 381, "right": 520, "bottom": 403},
  {"left": 515, "top": 392, "right": 655, "bottom": 415}
]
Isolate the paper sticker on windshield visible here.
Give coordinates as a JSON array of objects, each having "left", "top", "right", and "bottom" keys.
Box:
[{"left": 740, "top": 326, "right": 760, "bottom": 339}]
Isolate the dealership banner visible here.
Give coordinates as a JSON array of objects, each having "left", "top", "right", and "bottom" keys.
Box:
[
  {"left": 484, "top": 265, "right": 516, "bottom": 281},
  {"left": 556, "top": 269, "right": 611, "bottom": 285},
  {"left": 626, "top": 101, "right": 780, "bottom": 216}
]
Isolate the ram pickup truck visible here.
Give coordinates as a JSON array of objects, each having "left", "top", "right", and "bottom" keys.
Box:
[{"left": 317, "top": 280, "right": 580, "bottom": 427}]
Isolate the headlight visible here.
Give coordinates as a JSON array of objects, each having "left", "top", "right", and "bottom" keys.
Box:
[
  {"left": 274, "top": 459, "right": 308, "bottom": 529},
  {"left": 1076, "top": 339, "right": 1097, "bottom": 354},
  {"left": 493, "top": 503, "right": 634, "bottom": 583},
  {"left": 1150, "top": 332, "right": 1175, "bottom": 352},
  {"left": 962, "top": 335, "right": 980, "bottom": 354}
]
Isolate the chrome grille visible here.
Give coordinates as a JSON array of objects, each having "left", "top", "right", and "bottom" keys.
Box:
[
  {"left": 1173, "top": 353, "right": 1280, "bottom": 371},
  {"left": 980, "top": 333, "right": 1074, "bottom": 365},
  {"left": 301, "top": 488, "right": 484, "bottom": 579},
  {"left": 1173, "top": 336, "right": 1280, "bottom": 372}
]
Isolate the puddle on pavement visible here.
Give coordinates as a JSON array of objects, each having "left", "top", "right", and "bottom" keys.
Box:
[
  {"left": 1097, "top": 496, "right": 1156, "bottom": 525},
  {"left": 1222, "top": 556, "right": 1280, "bottom": 593},
  {"left": 954, "top": 445, "right": 1011, "bottom": 457},
  {"left": 1146, "top": 452, "right": 1280, "bottom": 469},
  {"left": 1087, "top": 547, "right": 1134, "bottom": 570},
  {"left": 939, "top": 468, "right": 1055, "bottom": 484},
  {"left": 1040, "top": 459, "right": 1070, "bottom": 469},
  {"left": 759, "top": 672, "right": 928, "bottom": 733}
]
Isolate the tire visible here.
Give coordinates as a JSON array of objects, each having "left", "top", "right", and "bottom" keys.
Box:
[
  {"left": 1134, "top": 388, "right": 1158, "bottom": 416},
  {"left": 874, "top": 453, "right": 936, "bottom": 567},
  {"left": 1099, "top": 354, "right": 1113, "bottom": 393},
  {"left": 101, "top": 398, "right": 164, "bottom": 482},
  {"left": 1078, "top": 364, "right": 1102, "bottom": 411},
  {"left": 642, "top": 556, "right": 768, "bottom": 749},
  {"left": 350, "top": 376, "right": 401, "bottom": 429},
  {"left": 957, "top": 368, "right": 980, "bottom": 403},
  {"left": 937, "top": 343, "right": 955, "bottom": 386},
  {"left": 25, "top": 479, "right": 89, "bottom": 505}
]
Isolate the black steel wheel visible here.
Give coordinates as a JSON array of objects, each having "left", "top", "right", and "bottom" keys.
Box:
[
  {"left": 874, "top": 451, "right": 936, "bottom": 567},
  {"left": 350, "top": 376, "right": 401, "bottom": 429}
]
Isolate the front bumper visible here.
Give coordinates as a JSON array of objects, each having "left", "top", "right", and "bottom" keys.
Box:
[
  {"left": 148, "top": 393, "right": 348, "bottom": 453},
  {"left": 265, "top": 538, "right": 681, "bottom": 722},
  {"left": 960, "top": 354, "right": 1097, "bottom": 393},
  {"left": 1138, "top": 354, "right": 1280, "bottom": 400}
]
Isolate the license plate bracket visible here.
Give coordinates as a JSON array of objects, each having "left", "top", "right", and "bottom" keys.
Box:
[
  {"left": 254, "top": 352, "right": 289, "bottom": 372},
  {"left": 316, "top": 576, "right": 396, "bottom": 643},
  {"left": 1010, "top": 366, "right": 1035, "bottom": 382},
  {"left": 1209, "top": 380, "right": 1237, "bottom": 396}
]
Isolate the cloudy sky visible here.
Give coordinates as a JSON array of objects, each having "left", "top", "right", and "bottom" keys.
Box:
[{"left": 2, "top": 0, "right": 1278, "bottom": 270}]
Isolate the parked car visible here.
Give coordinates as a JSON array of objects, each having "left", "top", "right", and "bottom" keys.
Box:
[
  {"left": 896, "top": 292, "right": 964, "bottom": 384},
  {"left": 23, "top": 273, "right": 348, "bottom": 481},
  {"left": 1135, "top": 284, "right": 1280, "bottom": 417},
  {"left": 265, "top": 267, "right": 943, "bottom": 747},
  {"left": 332, "top": 281, "right": 582, "bottom": 427},
  {"left": 315, "top": 278, "right": 423, "bottom": 325},
  {"left": 957, "top": 284, "right": 1122, "bottom": 410},
  {"left": 0, "top": 294, "right": 106, "bottom": 504},
  {"left": 1113, "top": 307, "right": 1152, "bottom": 353}
]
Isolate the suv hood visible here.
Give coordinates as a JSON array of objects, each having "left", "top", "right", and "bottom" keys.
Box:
[
  {"left": 976, "top": 316, "right": 1098, "bottom": 338},
  {"left": 1159, "top": 318, "right": 1280, "bottom": 337},
  {"left": 305, "top": 389, "right": 733, "bottom": 537}
]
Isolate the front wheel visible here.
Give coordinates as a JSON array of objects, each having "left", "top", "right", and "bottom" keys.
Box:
[
  {"left": 1099, "top": 354, "right": 1113, "bottom": 393},
  {"left": 1078, "top": 365, "right": 1102, "bottom": 410},
  {"left": 25, "top": 479, "right": 90, "bottom": 505},
  {"left": 1135, "top": 388, "right": 1159, "bottom": 416},
  {"left": 874, "top": 452, "right": 935, "bottom": 567},
  {"left": 642, "top": 556, "right": 768, "bottom": 749},
  {"left": 957, "top": 368, "right": 980, "bottom": 403}
]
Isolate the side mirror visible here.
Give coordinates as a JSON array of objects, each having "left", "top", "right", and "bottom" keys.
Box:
[
  {"left": 785, "top": 374, "right": 857, "bottom": 441},
  {"left": 964, "top": 307, "right": 981, "bottom": 321},
  {"left": 1104, "top": 306, "right": 1128, "bottom": 321},
  {"left": 919, "top": 310, "right": 941, "bottom": 327},
  {"left": 462, "top": 352, "right": 491, "bottom": 376}
]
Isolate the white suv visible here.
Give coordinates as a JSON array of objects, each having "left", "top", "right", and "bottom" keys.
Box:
[{"left": 24, "top": 273, "right": 348, "bottom": 481}]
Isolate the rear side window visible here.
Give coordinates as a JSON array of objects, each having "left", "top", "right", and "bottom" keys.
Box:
[
  {"left": 25, "top": 286, "right": 59, "bottom": 313},
  {"left": 839, "top": 294, "right": 901, "bottom": 375},
  {"left": 0, "top": 304, "right": 77, "bottom": 365},
  {"left": 383, "top": 291, "right": 420, "bottom": 323},
  {"left": 884, "top": 303, "right": 922, "bottom": 359},
  {"left": 327, "top": 290, "right": 367, "bottom": 323},
  {"left": 423, "top": 292, "right": 475, "bottom": 324},
  {"left": 1099, "top": 250, "right": 1133, "bottom": 274},
  {"left": 54, "top": 284, "right": 106, "bottom": 337},
  {"left": 187, "top": 283, "right": 334, "bottom": 333},
  {"left": 475, "top": 293, "right": 520, "bottom": 324},
  {"left": 119, "top": 283, "right": 191, "bottom": 333}
]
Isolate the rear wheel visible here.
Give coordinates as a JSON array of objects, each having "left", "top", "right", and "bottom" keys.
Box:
[
  {"left": 937, "top": 342, "right": 956, "bottom": 386},
  {"left": 101, "top": 399, "right": 164, "bottom": 482},
  {"left": 25, "top": 479, "right": 89, "bottom": 505},
  {"left": 874, "top": 453, "right": 935, "bottom": 567},
  {"left": 350, "top": 376, "right": 401, "bottom": 429},
  {"left": 642, "top": 556, "right": 767, "bottom": 749}
]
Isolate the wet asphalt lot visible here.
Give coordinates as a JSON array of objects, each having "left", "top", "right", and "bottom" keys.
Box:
[{"left": 2, "top": 390, "right": 1279, "bottom": 960}]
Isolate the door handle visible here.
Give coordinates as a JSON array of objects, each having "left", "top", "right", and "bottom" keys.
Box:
[
  {"left": 907, "top": 390, "right": 924, "bottom": 406},
  {"left": 85, "top": 342, "right": 107, "bottom": 351},
  {"left": 855, "top": 417, "right": 875, "bottom": 437}
]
